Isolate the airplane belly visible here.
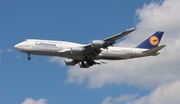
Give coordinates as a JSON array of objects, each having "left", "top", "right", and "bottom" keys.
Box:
[
  {"left": 96, "top": 48, "right": 148, "bottom": 60},
  {"left": 23, "top": 48, "right": 84, "bottom": 59}
]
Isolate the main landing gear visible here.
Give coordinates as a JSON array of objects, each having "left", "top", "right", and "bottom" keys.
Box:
[
  {"left": 27, "top": 54, "right": 31, "bottom": 60},
  {"left": 79, "top": 57, "right": 96, "bottom": 68}
]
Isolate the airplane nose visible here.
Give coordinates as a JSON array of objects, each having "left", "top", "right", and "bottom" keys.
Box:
[{"left": 14, "top": 44, "right": 19, "bottom": 50}]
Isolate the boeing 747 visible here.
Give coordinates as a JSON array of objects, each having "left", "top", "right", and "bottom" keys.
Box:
[{"left": 14, "top": 29, "right": 166, "bottom": 68}]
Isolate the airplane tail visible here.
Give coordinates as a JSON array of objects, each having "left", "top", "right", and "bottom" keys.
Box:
[{"left": 136, "top": 31, "right": 164, "bottom": 49}]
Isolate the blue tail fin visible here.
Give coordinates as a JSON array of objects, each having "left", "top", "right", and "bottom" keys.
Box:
[{"left": 136, "top": 31, "right": 164, "bottom": 49}]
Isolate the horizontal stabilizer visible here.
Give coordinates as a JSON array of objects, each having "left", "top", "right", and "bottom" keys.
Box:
[{"left": 142, "top": 45, "right": 166, "bottom": 54}]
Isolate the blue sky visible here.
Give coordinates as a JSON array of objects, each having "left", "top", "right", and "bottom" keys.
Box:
[{"left": 2, "top": 0, "right": 180, "bottom": 104}]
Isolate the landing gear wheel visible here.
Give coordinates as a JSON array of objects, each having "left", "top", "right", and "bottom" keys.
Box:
[
  {"left": 84, "top": 57, "right": 95, "bottom": 66},
  {"left": 27, "top": 54, "right": 31, "bottom": 60},
  {"left": 28, "top": 57, "right": 31, "bottom": 60},
  {"left": 81, "top": 61, "right": 85, "bottom": 67}
]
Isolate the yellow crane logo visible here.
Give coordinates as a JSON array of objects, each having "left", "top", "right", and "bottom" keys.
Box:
[{"left": 149, "top": 36, "right": 159, "bottom": 46}]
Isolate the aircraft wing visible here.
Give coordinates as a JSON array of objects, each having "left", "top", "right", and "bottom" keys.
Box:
[
  {"left": 104, "top": 28, "right": 136, "bottom": 45},
  {"left": 84, "top": 28, "right": 136, "bottom": 49}
]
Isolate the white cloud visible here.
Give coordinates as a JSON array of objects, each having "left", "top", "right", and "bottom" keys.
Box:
[
  {"left": 49, "top": 57, "right": 64, "bottom": 65},
  {"left": 102, "top": 97, "right": 112, "bottom": 104},
  {"left": 21, "top": 98, "right": 47, "bottom": 104},
  {"left": 102, "top": 94, "right": 138, "bottom": 104},
  {"left": 115, "top": 81, "right": 180, "bottom": 104},
  {"left": 7, "top": 48, "right": 13, "bottom": 53},
  {"left": 65, "top": 0, "right": 180, "bottom": 89}
]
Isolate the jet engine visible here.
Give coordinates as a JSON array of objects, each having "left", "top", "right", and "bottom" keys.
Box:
[
  {"left": 91, "top": 40, "right": 105, "bottom": 48},
  {"left": 64, "top": 59, "right": 77, "bottom": 66},
  {"left": 71, "top": 47, "right": 85, "bottom": 54}
]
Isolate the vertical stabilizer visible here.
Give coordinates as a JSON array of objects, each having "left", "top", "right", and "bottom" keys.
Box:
[{"left": 136, "top": 31, "right": 164, "bottom": 49}]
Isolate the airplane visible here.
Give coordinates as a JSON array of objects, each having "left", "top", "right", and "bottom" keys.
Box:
[{"left": 14, "top": 29, "right": 166, "bottom": 68}]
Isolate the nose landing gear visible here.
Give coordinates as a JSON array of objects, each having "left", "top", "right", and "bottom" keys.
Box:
[{"left": 27, "top": 54, "right": 31, "bottom": 60}]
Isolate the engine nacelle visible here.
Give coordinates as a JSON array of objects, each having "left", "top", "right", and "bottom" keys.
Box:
[
  {"left": 71, "top": 47, "right": 85, "bottom": 54},
  {"left": 64, "top": 59, "right": 77, "bottom": 66},
  {"left": 91, "top": 40, "right": 105, "bottom": 48}
]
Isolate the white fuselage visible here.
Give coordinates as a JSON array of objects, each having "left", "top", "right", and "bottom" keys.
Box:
[{"left": 14, "top": 39, "right": 153, "bottom": 60}]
